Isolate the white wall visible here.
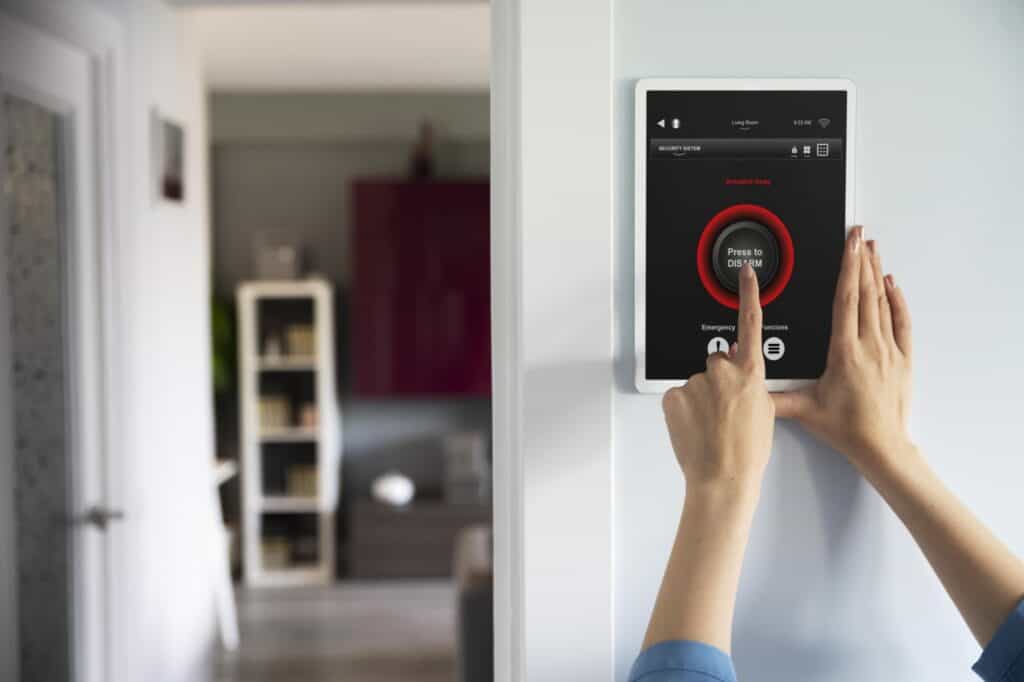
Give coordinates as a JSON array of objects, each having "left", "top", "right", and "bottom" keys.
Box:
[
  {"left": 613, "top": 2, "right": 1024, "bottom": 681},
  {"left": 0, "top": 1, "right": 217, "bottom": 680},
  {"left": 492, "top": 0, "right": 616, "bottom": 679},
  {"left": 94, "top": 1, "right": 219, "bottom": 680}
]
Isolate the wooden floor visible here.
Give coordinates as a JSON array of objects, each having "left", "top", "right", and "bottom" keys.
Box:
[{"left": 215, "top": 581, "right": 457, "bottom": 682}]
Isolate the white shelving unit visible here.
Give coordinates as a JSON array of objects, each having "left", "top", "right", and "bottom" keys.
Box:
[{"left": 237, "top": 280, "right": 341, "bottom": 587}]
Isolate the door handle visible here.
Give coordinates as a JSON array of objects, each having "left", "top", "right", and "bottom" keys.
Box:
[{"left": 73, "top": 506, "right": 125, "bottom": 531}]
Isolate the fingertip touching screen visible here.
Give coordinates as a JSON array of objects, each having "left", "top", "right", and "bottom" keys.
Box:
[{"left": 639, "top": 85, "right": 850, "bottom": 388}]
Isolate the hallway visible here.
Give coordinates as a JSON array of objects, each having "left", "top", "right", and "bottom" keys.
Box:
[{"left": 216, "top": 581, "right": 457, "bottom": 682}]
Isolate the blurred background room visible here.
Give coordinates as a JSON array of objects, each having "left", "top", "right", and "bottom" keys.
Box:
[
  {"left": 0, "top": 1, "right": 493, "bottom": 682},
  {"left": 201, "top": 5, "right": 494, "bottom": 682}
]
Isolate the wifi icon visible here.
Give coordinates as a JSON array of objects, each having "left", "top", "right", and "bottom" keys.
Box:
[{"left": 818, "top": 117, "right": 831, "bottom": 129}]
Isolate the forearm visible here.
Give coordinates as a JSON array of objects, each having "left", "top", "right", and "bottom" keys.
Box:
[
  {"left": 867, "top": 444, "right": 1024, "bottom": 646},
  {"left": 642, "top": 481, "right": 760, "bottom": 653}
]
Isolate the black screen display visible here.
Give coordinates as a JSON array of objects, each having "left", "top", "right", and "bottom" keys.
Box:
[{"left": 644, "top": 90, "right": 848, "bottom": 381}]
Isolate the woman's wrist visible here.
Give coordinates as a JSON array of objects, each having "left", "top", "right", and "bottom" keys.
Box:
[
  {"left": 858, "top": 439, "right": 929, "bottom": 494},
  {"left": 684, "top": 476, "right": 762, "bottom": 522}
]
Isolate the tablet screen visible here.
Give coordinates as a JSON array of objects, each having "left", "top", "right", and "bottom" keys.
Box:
[{"left": 644, "top": 89, "right": 848, "bottom": 382}]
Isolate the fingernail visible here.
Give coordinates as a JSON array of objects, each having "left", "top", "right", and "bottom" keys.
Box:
[
  {"left": 730, "top": 342, "right": 739, "bottom": 357},
  {"left": 741, "top": 262, "right": 754, "bottom": 278},
  {"left": 850, "top": 226, "right": 863, "bottom": 253},
  {"left": 867, "top": 239, "right": 877, "bottom": 254},
  {"left": 884, "top": 274, "right": 895, "bottom": 289}
]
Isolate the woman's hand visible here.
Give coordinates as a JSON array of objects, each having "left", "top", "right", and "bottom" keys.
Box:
[
  {"left": 662, "top": 263, "right": 775, "bottom": 494},
  {"left": 771, "top": 228, "right": 1024, "bottom": 650},
  {"left": 772, "top": 227, "right": 916, "bottom": 480},
  {"left": 645, "top": 263, "right": 774, "bottom": 653}
]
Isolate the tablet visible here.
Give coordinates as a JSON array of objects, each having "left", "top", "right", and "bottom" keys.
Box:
[{"left": 634, "top": 78, "right": 856, "bottom": 393}]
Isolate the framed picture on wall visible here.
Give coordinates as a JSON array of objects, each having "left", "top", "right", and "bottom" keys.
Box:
[{"left": 151, "top": 109, "right": 184, "bottom": 202}]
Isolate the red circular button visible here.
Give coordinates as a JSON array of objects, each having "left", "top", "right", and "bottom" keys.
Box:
[{"left": 696, "top": 204, "right": 794, "bottom": 310}]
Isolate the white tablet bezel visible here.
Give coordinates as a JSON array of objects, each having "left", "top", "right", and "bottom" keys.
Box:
[{"left": 634, "top": 78, "right": 857, "bottom": 394}]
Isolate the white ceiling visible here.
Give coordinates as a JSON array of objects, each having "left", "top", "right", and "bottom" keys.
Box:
[{"left": 187, "top": 3, "right": 490, "bottom": 91}]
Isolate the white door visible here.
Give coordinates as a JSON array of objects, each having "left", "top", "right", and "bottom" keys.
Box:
[{"left": 0, "top": 12, "right": 114, "bottom": 682}]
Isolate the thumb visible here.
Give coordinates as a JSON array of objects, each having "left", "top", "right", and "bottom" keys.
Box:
[{"left": 772, "top": 390, "right": 814, "bottom": 420}]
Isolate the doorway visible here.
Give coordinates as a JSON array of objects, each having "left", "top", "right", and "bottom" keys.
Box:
[{"left": 189, "top": 4, "right": 494, "bottom": 681}]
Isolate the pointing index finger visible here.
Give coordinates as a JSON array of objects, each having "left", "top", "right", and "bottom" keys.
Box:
[{"left": 736, "top": 262, "right": 764, "bottom": 369}]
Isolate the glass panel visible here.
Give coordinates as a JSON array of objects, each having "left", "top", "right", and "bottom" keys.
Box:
[{"left": 3, "top": 93, "right": 72, "bottom": 682}]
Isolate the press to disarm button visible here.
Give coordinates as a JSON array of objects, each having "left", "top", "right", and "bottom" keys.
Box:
[{"left": 711, "top": 220, "right": 780, "bottom": 292}]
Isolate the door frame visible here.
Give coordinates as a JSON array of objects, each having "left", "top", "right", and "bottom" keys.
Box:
[
  {"left": 0, "top": 58, "right": 18, "bottom": 682},
  {"left": 490, "top": 1, "right": 616, "bottom": 680},
  {"left": 0, "top": 1, "right": 126, "bottom": 680}
]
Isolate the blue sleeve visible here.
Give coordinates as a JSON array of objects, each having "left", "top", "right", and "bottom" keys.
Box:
[
  {"left": 974, "top": 599, "right": 1024, "bottom": 682},
  {"left": 629, "top": 640, "right": 737, "bottom": 682}
]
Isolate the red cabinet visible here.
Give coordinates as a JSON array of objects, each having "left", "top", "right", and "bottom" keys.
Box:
[{"left": 352, "top": 180, "right": 490, "bottom": 396}]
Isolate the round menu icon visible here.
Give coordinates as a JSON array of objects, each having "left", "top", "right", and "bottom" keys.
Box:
[{"left": 763, "top": 337, "right": 785, "bottom": 361}]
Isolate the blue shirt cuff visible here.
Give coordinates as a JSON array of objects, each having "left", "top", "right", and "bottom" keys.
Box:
[
  {"left": 629, "top": 640, "right": 737, "bottom": 682},
  {"left": 974, "top": 598, "right": 1024, "bottom": 682}
]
